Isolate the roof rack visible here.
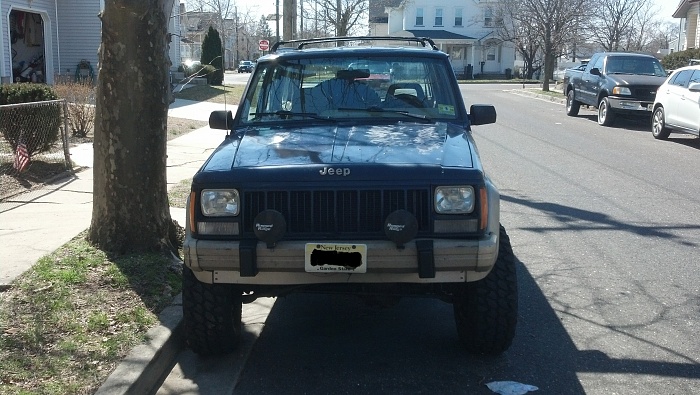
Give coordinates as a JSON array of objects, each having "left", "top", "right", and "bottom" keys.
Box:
[{"left": 270, "top": 36, "right": 439, "bottom": 53}]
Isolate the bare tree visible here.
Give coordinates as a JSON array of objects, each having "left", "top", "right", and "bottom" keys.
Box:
[
  {"left": 623, "top": 1, "right": 658, "bottom": 52},
  {"left": 256, "top": 15, "right": 276, "bottom": 46},
  {"left": 303, "top": 0, "right": 369, "bottom": 38},
  {"left": 300, "top": 0, "right": 335, "bottom": 38},
  {"left": 496, "top": 3, "right": 543, "bottom": 79},
  {"left": 89, "top": 0, "right": 178, "bottom": 254},
  {"left": 589, "top": 0, "right": 650, "bottom": 52},
  {"left": 500, "top": 0, "right": 590, "bottom": 91},
  {"left": 650, "top": 21, "right": 681, "bottom": 52}
]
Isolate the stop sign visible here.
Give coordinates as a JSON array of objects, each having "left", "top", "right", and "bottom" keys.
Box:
[{"left": 259, "top": 39, "right": 270, "bottom": 51}]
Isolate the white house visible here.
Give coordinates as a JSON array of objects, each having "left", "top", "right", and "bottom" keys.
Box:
[
  {"left": 370, "top": 0, "right": 515, "bottom": 78},
  {"left": 672, "top": 0, "right": 700, "bottom": 52},
  {"left": 1, "top": 0, "right": 181, "bottom": 85}
]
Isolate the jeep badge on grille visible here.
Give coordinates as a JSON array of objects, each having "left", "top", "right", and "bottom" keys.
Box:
[{"left": 319, "top": 167, "right": 351, "bottom": 176}]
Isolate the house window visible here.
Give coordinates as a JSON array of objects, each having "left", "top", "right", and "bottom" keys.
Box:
[
  {"left": 416, "top": 8, "right": 424, "bottom": 26},
  {"left": 487, "top": 47, "right": 496, "bottom": 61},
  {"left": 435, "top": 8, "right": 443, "bottom": 27},
  {"left": 484, "top": 8, "right": 493, "bottom": 27},
  {"left": 455, "top": 8, "right": 463, "bottom": 27}
]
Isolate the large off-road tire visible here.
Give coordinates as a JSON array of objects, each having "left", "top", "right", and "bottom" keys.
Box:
[
  {"left": 182, "top": 267, "right": 242, "bottom": 355},
  {"left": 597, "top": 97, "right": 616, "bottom": 126},
  {"left": 453, "top": 225, "right": 517, "bottom": 355},
  {"left": 566, "top": 90, "right": 580, "bottom": 116},
  {"left": 651, "top": 106, "right": 671, "bottom": 140}
]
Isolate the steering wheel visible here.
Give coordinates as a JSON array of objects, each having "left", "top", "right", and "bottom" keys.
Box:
[{"left": 394, "top": 93, "right": 424, "bottom": 108}]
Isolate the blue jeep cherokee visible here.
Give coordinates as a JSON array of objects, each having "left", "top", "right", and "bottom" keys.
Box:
[{"left": 182, "top": 36, "right": 517, "bottom": 356}]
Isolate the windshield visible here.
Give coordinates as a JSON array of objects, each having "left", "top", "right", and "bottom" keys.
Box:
[
  {"left": 347, "top": 61, "right": 391, "bottom": 74},
  {"left": 604, "top": 56, "right": 666, "bottom": 77},
  {"left": 237, "top": 56, "right": 462, "bottom": 125}
]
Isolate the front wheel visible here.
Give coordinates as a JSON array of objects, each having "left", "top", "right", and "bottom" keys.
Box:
[
  {"left": 651, "top": 106, "right": 671, "bottom": 140},
  {"left": 453, "top": 225, "right": 518, "bottom": 355},
  {"left": 182, "top": 267, "right": 243, "bottom": 355},
  {"left": 566, "top": 90, "right": 580, "bottom": 116},
  {"left": 597, "top": 97, "right": 616, "bottom": 126}
]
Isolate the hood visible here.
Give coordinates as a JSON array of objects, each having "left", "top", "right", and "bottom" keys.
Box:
[
  {"left": 606, "top": 74, "right": 667, "bottom": 87},
  {"left": 202, "top": 122, "right": 474, "bottom": 172}
]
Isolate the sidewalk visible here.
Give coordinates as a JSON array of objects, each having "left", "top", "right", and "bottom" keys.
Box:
[{"left": 0, "top": 99, "right": 235, "bottom": 287}]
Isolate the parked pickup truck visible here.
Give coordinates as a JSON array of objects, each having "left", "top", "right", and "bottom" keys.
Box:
[{"left": 564, "top": 52, "right": 668, "bottom": 126}]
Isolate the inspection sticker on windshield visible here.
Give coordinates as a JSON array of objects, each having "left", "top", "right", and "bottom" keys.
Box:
[
  {"left": 438, "top": 104, "right": 455, "bottom": 115},
  {"left": 305, "top": 243, "right": 367, "bottom": 273}
]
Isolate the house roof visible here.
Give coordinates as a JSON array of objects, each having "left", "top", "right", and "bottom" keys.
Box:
[
  {"left": 405, "top": 30, "right": 476, "bottom": 40},
  {"left": 673, "top": 0, "right": 700, "bottom": 18}
]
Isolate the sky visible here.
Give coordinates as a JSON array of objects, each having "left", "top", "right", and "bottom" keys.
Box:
[{"left": 655, "top": 0, "right": 680, "bottom": 23}]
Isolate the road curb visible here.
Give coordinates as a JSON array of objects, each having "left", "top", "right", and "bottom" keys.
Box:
[
  {"left": 94, "top": 293, "right": 184, "bottom": 395},
  {"left": 510, "top": 88, "right": 566, "bottom": 105}
]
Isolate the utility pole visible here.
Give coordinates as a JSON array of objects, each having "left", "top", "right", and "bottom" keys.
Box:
[
  {"left": 234, "top": 6, "right": 239, "bottom": 65},
  {"left": 283, "top": 0, "right": 296, "bottom": 40},
  {"left": 276, "top": 0, "right": 280, "bottom": 43}
]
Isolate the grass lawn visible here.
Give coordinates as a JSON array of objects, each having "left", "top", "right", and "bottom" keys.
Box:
[
  {"left": 0, "top": 85, "right": 238, "bottom": 394},
  {"left": 173, "top": 84, "right": 244, "bottom": 105}
]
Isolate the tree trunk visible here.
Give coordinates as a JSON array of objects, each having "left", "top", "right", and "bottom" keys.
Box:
[{"left": 88, "top": 0, "right": 177, "bottom": 255}]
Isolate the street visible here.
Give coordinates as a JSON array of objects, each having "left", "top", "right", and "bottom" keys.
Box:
[
  {"left": 223, "top": 71, "right": 251, "bottom": 85},
  {"left": 158, "top": 84, "right": 700, "bottom": 394}
]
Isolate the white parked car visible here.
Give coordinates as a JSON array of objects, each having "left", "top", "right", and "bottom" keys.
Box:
[{"left": 651, "top": 65, "right": 700, "bottom": 139}]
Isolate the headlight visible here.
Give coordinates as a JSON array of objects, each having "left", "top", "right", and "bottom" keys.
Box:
[
  {"left": 612, "top": 86, "right": 632, "bottom": 95},
  {"left": 435, "top": 186, "right": 475, "bottom": 214},
  {"left": 201, "top": 189, "right": 239, "bottom": 216}
]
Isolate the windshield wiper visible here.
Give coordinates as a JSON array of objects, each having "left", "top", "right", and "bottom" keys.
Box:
[
  {"left": 251, "top": 111, "right": 337, "bottom": 122},
  {"left": 338, "top": 106, "right": 434, "bottom": 123}
]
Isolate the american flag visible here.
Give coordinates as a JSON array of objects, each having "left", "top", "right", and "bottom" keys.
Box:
[{"left": 13, "top": 140, "right": 30, "bottom": 173}]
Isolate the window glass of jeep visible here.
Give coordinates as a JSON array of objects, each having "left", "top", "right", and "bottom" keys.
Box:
[{"left": 239, "top": 57, "right": 460, "bottom": 125}]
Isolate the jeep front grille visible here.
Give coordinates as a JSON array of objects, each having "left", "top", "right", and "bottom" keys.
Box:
[{"left": 243, "top": 189, "right": 430, "bottom": 237}]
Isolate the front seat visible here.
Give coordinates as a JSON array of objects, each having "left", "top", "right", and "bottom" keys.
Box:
[{"left": 385, "top": 82, "right": 426, "bottom": 107}]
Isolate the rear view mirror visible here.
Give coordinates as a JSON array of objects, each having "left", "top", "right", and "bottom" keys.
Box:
[
  {"left": 689, "top": 82, "right": 700, "bottom": 92},
  {"left": 209, "top": 110, "right": 233, "bottom": 130},
  {"left": 469, "top": 105, "right": 496, "bottom": 126}
]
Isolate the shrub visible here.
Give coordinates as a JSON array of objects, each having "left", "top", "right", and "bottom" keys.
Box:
[
  {"left": 661, "top": 48, "right": 700, "bottom": 71},
  {"left": 53, "top": 81, "right": 96, "bottom": 138},
  {"left": 0, "top": 84, "right": 61, "bottom": 156},
  {"left": 199, "top": 65, "right": 218, "bottom": 85},
  {"left": 184, "top": 63, "right": 204, "bottom": 78},
  {"left": 201, "top": 26, "right": 224, "bottom": 86}
]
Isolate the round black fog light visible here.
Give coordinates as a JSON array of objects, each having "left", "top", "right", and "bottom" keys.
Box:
[
  {"left": 384, "top": 209, "right": 418, "bottom": 248},
  {"left": 253, "top": 209, "right": 287, "bottom": 248}
]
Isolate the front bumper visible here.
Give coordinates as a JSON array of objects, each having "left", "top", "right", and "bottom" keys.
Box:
[
  {"left": 607, "top": 97, "right": 654, "bottom": 112},
  {"left": 184, "top": 234, "right": 499, "bottom": 285}
]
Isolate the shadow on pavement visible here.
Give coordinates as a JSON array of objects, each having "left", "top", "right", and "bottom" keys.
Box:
[{"left": 228, "top": 258, "right": 586, "bottom": 394}]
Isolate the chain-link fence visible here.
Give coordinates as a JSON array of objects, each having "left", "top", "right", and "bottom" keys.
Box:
[{"left": 0, "top": 99, "right": 71, "bottom": 178}]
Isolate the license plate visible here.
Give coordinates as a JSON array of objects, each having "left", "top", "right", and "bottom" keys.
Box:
[{"left": 305, "top": 243, "right": 367, "bottom": 273}]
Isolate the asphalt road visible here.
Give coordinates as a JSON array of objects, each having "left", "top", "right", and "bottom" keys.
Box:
[
  {"left": 223, "top": 71, "right": 251, "bottom": 85},
  {"left": 158, "top": 84, "right": 700, "bottom": 394}
]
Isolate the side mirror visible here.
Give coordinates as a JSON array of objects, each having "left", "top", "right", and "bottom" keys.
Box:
[
  {"left": 590, "top": 68, "right": 601, "bottom": 76},
  {"left": 209, "top": 110, "right": 233, "bottom": 130},
  {"left": 469, "top": 104, "right": 496, "bottom": 126},
  {"left": 689, "top": 82, "right": 700, "bottom": 92}
]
